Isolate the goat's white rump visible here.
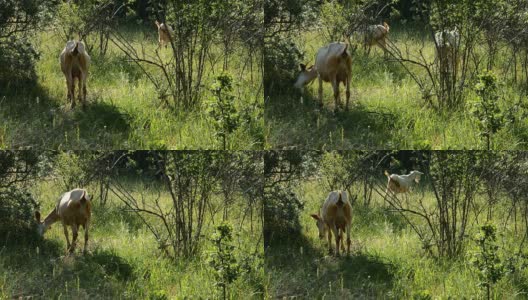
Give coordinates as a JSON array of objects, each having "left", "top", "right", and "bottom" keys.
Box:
[
  {"left": 155, "top": 20, "right": 174, "bottom": 48},
  {"left": 59, "top": 41, "right": 90, "bottom": 108},
  {"left": 294, "top": 42, "right": 353, "bottom": 112}
]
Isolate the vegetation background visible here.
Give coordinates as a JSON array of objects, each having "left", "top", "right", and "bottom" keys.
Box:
[
  {"left": 0, "top": 151, "right": 264, "bottom": 299},
  {"left": 265, "top": 150, "right": 528, "bottom": 298},
  {"left": 0, "top": 0, "right": 263, "bottom": 150},
  {"left": 265, "top": 0, "right": 528, "bottom": 149}
]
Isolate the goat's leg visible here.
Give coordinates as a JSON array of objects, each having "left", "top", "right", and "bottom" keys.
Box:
[
  {"left": 71, "top": 78, "right": 76, "bottom": 109},
  {"left": 346, "top": 224, "right": 351, "bottom": 255},
  {"left": 339, "top": 230, "right": 345, "bottom": 252},
  {"left": 345, "top": 76, "right": 351, "bottom": 110},
  {"left": 318, "top": 76, "right": 323, "bottom": 107},
  {"left": 62, "top": 224, "right": 71, "bottom": 252},
  {"left": 332, "top": 225, "right": 340, "bottom": 256},
  {"left": 70, "top": 224, "right": 78, "bottom": 253},
  {"left": 327, "top": 229, "right": 333, "bottom": 255},
  {"left": 332, "top": 79, "right": 339, "bottom": 113},
  {"left": 66, "top": 75, "right": 73, "bottom": 105},
  {"left": 80, "top": 74, "right": 87, "bottom": 108},
  {"left": 83, "top": 221, "right": 89, "bottom": 254}
]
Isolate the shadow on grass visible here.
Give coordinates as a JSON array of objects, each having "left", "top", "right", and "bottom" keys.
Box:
[
  {"left": 0, "top": 226, "right": 135, "bottom": 298},
  {"left": 266, "top": 231, "right": 395, "bottom": 298},
  {"left": 1, "top": 81, "right": 131, "bottom": 148},
  {"left": 266, "top": 87, "right": 400, "bottom": 149}
]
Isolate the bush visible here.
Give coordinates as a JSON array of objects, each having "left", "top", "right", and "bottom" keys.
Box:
[
  {"left": 264, "top": 185, "right": 304, "bottom": 244},
  {"left": 0, "top": 0, "right": 54, "bottom": 85},
  {"left": 0, "top": 186, "right": 39, "bottom": 240},
  {"left": 264, "top": 37, "right": 303, "bottom": 93}
]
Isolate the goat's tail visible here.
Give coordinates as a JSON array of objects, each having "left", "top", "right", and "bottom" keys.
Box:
[
  {"left": 80, "top": 190, "right": 87, "bottom": 205},
  {"left": 336, "top": 192, "right": 344, "bottom": 207},
  {"left": 341, "top": 44, "right": 348, "bottom": 58},
  {"left": 384, "top": 170, "right": 390, "bottom": 177}
]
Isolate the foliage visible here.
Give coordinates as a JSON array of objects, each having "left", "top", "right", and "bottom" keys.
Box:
[
  {"left": 0, "top": 151, "right": 43, "bottom": 239},
  {"left": 0, "top": 0, "right": 54, "bottom": 84},
  {"left": 470, "top": 224, "right": 505, "bottom": 300},
  {"left": 209, "top": 223, "right": 240, "bottom": 300},
  {"left": 208, "top": 73, "right": 240, "bottom": 150},
  {"left": 319, "top": 1, "right": 348, "bottom": 43},
  {"left": 263, "top": 37, "right": 303, "bottom": 92},
  {"left": 472, "top": 71, "right": 504, "bottom": 150}
]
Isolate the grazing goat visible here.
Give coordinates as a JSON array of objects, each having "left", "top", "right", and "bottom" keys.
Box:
[
  {"left": 364, "top": 22, "right": 390, "bottom": 56},
  {"left": 434, "top": 28, "right": 460, "bottom": 73},
  {"left": 60, "top": 40, "right": 90, "bottom": 108},
  {"left": 310, "top": 190, "right": 352, "bottom": 256},
  {"left": 35, "top": 188, "right": 91, "bottom": 254},
  {"left": 155, "top": 20, "right": 174, "bottom": 48},
  {"left": 383, "top": 170, "right": 423, "bottom": 201},
  {"left": 294, "top": 42, "right": 352, "bottom": 112}
]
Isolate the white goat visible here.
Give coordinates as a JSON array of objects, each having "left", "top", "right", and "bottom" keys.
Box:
[
  {"left": 383, "top": 170, "right": 423, "bottom": 201},
  {"left": 60, "top": 40, "right": 90, "bottom": 108},
  {"left": 155, "top": 20, "right": 174, "bottom": 48},
  {"left": 294, "top": 42, "right": 353, "bottom": 112},
  {"left": 434, "top": 28, "right": 460, "bottom": 73},
  {"left": 364, "top": 22, "right": 390, "bottom": 56},
  {"left": 35, "top": 188, "right": 92, "bottom": 254}
]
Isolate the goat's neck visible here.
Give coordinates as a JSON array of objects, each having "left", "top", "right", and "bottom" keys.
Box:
[{"left": 42, "top": 209, "right": 60, "bottom": 228}]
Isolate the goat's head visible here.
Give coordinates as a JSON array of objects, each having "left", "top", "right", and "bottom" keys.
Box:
[
  {"left": 383, "top": 22, "right": 390, "bottom": 33},
  {"left": 294, "top": 64, "right": 317, "bottom": 90},
  {"left": 310, "top": 213, "right": 327, "bottom": 240},
  {"left": 410, "top": 170, "right": 424, "bottom": 183},
  {"left": 34, "top": 211, "right": 48, "bottom": 236}
]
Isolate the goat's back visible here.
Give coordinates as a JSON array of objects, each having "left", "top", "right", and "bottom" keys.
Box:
[
  {"left": 56, "top": 188, "right": 91, "bottom": 226},
  {"left": 314, "top": 42, "right": 352, "bottom": 83},
  {"left": 322, "top": 191, "right": 352, "bottom": 229}
]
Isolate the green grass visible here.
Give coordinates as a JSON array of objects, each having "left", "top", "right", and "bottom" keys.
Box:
[
  {"left": 0, "top": 179, "right": 264, "bottom": 299},
  {"left": 265, "top": 180, "right": 528, "bottom": 298},
  {"left": 0, "top": 25, "right": 263, "bottom": 150},
  {"left": 265, "top": 26, "right": 528, "bottom": 150}
]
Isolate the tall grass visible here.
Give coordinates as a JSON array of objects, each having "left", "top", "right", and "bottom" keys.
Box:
[
  {"left": 265, "top": 26, "right": 528, "bottom": 150},
  {"left": 0, "top": 25, "right": 263, "bottom": 150},
  {"left": 0, "top": 178, "right": 263, "bottom": 299}
]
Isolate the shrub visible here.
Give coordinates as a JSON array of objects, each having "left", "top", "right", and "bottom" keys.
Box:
[{"left": 209, "top": 223, "right": 240, "bottom": 300}]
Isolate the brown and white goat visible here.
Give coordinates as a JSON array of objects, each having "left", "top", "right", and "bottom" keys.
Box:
[
  {"left": 383, "top": 170, "right": 423, "bottom": 201},
  {"left": 155, "top": 20, "right": 174, "bottom": 48},
  {"left": 294, "top": 42, "right": 353, "bottom": 112},
  {"left": 310, "top": 190, "right": 352, "bottom": 256},
  {"left": 60, "top": 40, "right": 90, "bottom": 108},
  {"left": 35, "top": 188, "right": 92, "bottom": 254},
  {"left": 364, "top": 22, "right": 390, "bottom": 56}
]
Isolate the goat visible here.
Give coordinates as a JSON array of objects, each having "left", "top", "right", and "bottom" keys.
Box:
[
  {"left": 59, "top": 40, "right": 90, "bottom": 108},
  {"left": 383, "top": 170, "right": 423, "bottom": 202},
  {"left": 434, "top": 28, "right": 460, "bottom": 74},
  {"left": 364, "top": 22, "right": 390, "bottom": 56},
  {"left": 35, "top": 188, "right": 91, "bottom": 254},
  {"left": 294, "top": 42, "right": 352, "bottom": 112},
  {"left": 155, "top": 20, "right": 174, "bottom": 48},
  {"left": 310, "top": 190, "right": 352, "bottom": 256}
]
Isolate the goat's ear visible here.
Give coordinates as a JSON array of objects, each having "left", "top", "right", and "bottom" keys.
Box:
[
  {"left": 35, "top": 211, "right": 41, "bottom": 222},
  {"left": 310, "top": 214, "right": 320, "bottom": 220},
  {"left": 299, "top": 63, "right": 306, "bottom": 71}
]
